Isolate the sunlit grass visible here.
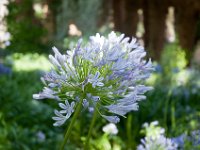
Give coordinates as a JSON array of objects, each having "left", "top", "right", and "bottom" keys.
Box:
[{"left": 7, "top": 53, "right": 51, "bottom": 71}]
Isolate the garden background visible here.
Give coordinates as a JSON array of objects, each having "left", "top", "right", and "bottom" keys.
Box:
[{"left": 0, "top": 0, "right": 200, "bottom": 149}]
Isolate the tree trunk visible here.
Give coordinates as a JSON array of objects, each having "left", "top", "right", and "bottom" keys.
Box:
[
  {"left": 113, "top": 0, "right": 126, "bottom": 32},
  {"left": 97, "top": 0, "right": 112, "bottom": 28},
  {"left": 174, "top": 0, "right": 200, "bottom": 59},
  {"left": 42, "top": 0, "right": 60, "bottom": 42},
  {"left": 143, "top": 0, "right": 168, "bottom": 60},
  {"left": 123, "top": 0, "right": 139, "bottom": 37}
]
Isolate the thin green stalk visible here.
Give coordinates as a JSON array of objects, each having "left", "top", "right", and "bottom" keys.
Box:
[
  {"left": 171, "top": 102, "right": 176, "bottom": 130},
  {"left": 126, "top": 114, "right": 132, "bottom": 149},
  {"left": 164, "top": 89, "right": 172, "bottom": 131},
  {"left": 60, "top": 99, "right": 83, "bottom": 150},
  {"left": 84, "top": 108, "right": 98, "bottom": 150}
]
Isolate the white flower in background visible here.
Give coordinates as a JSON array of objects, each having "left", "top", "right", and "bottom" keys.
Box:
[
  {"left": 138, "top": 121, "right": 177, "bottom": 150},
  {"left": 142, "top": 121, "right": 165, "bottom": 140},
  {"left": 33, "top": 31, "right": 154, "bottom": 126},
  {"left": 102, "top": 123, "right": 118, "bottom": 135},
  {"left": 137, "top": 135, "right": 178, "bottom": 150}
]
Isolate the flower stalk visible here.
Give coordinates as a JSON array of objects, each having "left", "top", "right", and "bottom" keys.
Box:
[
  {"left": 84, "top": 108, "right": 98, "bottom": 150},
  {"left": 60, "top": 98, "right": 83, "bottom": 150}
]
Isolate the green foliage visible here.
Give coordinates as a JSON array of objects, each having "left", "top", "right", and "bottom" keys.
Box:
[
  {"left": 0, "top": 53, "right": 62, "bottom": 149},
  {"left": 0, "top": 71, "right": 60, "bottom": 149},
  {"left": 6, "top": 53, "right": 51, "bottom": 71},
  {"left": 6, "top": 1, "right": 46, "bottom": 53},
  {"left": 150, "top": 42, "right": 189, "bottom": 89},
  {"left": 56, "top": 0, "right": 102, "bottom": 39},
  {"left": 161, "top": 43, "right": 187, "bottom": 72}
]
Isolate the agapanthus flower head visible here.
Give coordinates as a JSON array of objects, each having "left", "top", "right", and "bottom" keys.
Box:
[{"left": 33, "top": 31, "right": 154, "bottom": 126}]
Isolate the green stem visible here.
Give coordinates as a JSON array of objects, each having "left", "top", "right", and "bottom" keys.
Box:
[
  {"left": 164, "top": 89, "right": 172, "bottom": 131},
  {"left": 60, "top": 99, "right": 83, "bottom": 150},
  {"left": 126, "top": 114, "right": 132, "bottom": 149},
  {"left": 171, "top": 102, "right": 176, "bottom": 130},
  {"left": 84, "top": 108, "right": 98, "bottom": 150}
]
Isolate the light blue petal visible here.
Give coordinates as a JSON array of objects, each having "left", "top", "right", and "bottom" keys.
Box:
[
  {"left": 97, "top": 82, "right": 104, "bottom": 87},
  {"left": 101, "top": 115, "right": 120, "bottom": 124},
  {"left": 59, "top": 103, "right": 67, "bottom": 109}
]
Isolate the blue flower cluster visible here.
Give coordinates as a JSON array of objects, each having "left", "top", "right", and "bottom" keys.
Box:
[{"left": 33, "top": 32, "right": 154, "bottom": 126}]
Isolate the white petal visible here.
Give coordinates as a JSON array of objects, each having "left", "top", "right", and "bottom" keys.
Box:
[
  {"left": 33, "top": 94, "right": 41, "bottom": 99},
  {"left": 53, "top": 119, "right": 66, "bottom": 126},
  {"left": 54, "top": 110, "right": 63, "bottom": 117},
  {"left": 97, "top": 82, "right": 104, "bottom": 87},
  {"left": 59, "top": 103, "right": 67, "bottom": 109},
  {"left": 52, "top": 117, "right": 64, "bottom": 121},
  {"left": 60, "top": 110, "right": 67, "bottom": 114}
]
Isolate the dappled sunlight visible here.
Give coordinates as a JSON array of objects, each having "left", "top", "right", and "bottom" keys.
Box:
[
  {"left": 68, "top": 24, "right": 82, "bottom": 36},
  {"left": 8, "top": 53, "right": 51, "bottom": 72},
  {"left": 33, "top": 3, "right": 48, "bottom": 19}
]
